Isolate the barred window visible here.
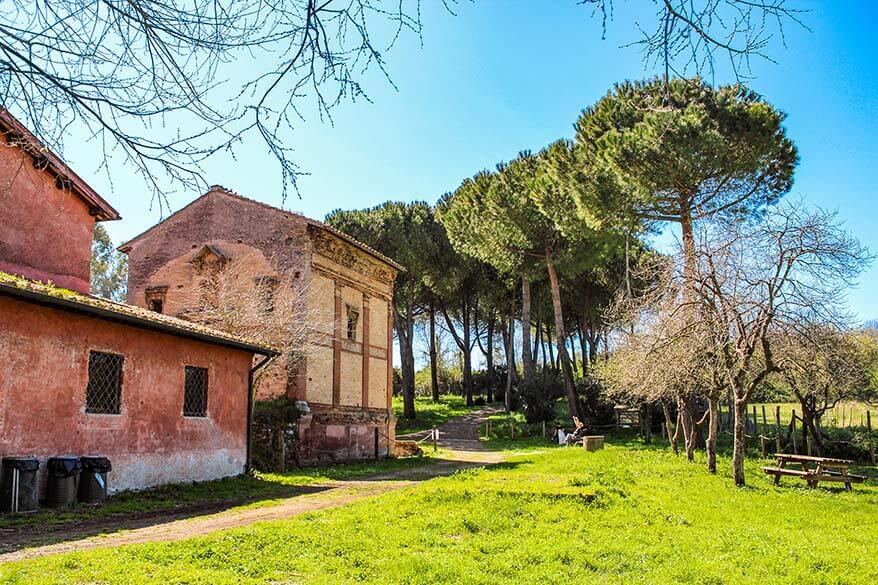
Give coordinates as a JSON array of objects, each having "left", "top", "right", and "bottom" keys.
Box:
[
  {"left": 183, "top": 366, "right": 209, "bottom": 417},
  {"left": 85, "top": 351, "right": 123, "bottom": 414}
]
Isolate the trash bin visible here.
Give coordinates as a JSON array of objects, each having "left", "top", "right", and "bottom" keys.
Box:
[
  {"left": 1, "top": 457, "right": 40, "bottom": 513},
  {"left": 45, "top": 456, "right": 81, "bottom": 508},
  {"left": 78, "top": 456, "right": 112, "bottom": 504}
]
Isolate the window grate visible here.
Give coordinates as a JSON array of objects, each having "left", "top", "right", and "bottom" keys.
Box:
[
  {"left": 183, "top": 366, "right": 208, "bottom": 417},
  {"left": 86, "top": 351, "right": 123, "bottom": 414}
]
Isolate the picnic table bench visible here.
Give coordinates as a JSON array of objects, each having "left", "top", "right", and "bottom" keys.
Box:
[{"left": 762, "top": 453, "right": 866, "bottom": 491}]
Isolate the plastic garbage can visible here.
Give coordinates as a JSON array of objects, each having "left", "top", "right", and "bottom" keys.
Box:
[
  {"left": 78, "top": 456, "right": 112, "bottom": 504},
  {"left": 45, "top": 456, "right": 81, "bottom": 508},
  {"left": 1, "top": 457, "right": 40, "bottom": 513}
]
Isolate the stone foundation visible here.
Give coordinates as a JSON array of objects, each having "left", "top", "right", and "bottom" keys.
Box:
[{"left": 295, "top": 404, "right": 396, "bottom": 466}]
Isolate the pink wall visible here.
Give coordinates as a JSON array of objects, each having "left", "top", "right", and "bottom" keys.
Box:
[
  {"left": 0, "top": 145, "right": 96, "bottom": 293},
  {"left": 0, "top": 295, "right": 255, "bottom": 493}
]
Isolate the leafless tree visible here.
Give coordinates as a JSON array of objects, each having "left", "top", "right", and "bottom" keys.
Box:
[
  {"left": 690, "top": 202, "right": 871, "bottom": 485},
  {"left": 772, "top": 325, "right": 878, "bottom": 456},
  {"left": 182, "top": 251, "right": 332, "bottom": 392},
  {"left": 602, "top": 255, "right": 712, "bottom": 462},
  {"left": 580, "top": 0, "right": 809, "bottom": 81},
  {"left": 0, "top": 1, "right": 439, "bottom": 210}
]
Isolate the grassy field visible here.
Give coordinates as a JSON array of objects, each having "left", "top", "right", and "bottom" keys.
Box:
[
  {"left": 0, "top": 457, "right": 437, "bottom": 531},
  {"left": 4, "top": 442, "right": 877, "bottom": 584},
  {"left": 751, "top": 401, "right": 875, "bottom": 428},
  {"left": 393, "top": 394, "right": 481, "bottom": 434}
]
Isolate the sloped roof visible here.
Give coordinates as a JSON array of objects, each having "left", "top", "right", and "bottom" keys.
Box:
[
  {"left": 0, "top": 109, "right": 120, "bottom": 222},
  {"left": 118, "top": 185, "right": 404, "bottom": 272},
  {"left": 0, "top": 271, "right": 277, "bottom": 356}
]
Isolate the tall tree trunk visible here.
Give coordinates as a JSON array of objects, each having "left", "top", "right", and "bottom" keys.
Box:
[
  {"left": 800, "top": 404, "right": 825, "bottom": 457},
  {"left": 577, "top": 323, "right": 588, "bottom": 377},
  {"left": 503, "top": 294, "right": 517, "bottom": 412},
  {"left": 546, "top": 324, "right": 555, "bottom": 370},
  {"left": 732, "top": 397, "right": 748, "bottom": 486},
  {"left": 679, "top": 396, "right": 696, "bottom": 462},
  {"left": 521, "top": 276, "right": 534, "bottom": 381},
  {"left": 394, "top": 278, "right": 417, "bottom": 420},
  {"left": 662, "top": 399, "right": 678, "bottom": 455},
  {"left": 485, "top": 317, "right": 495, "bottom": 403},
  {"left": 429, "top": 303, "right": 439, "bottom": 403},
  {"left": 534, "top": 319, "right": 544, "bottom": 368},
  {"left": 462, "top": 297, "right": 473, "bottom": 406},
  {"left": 706, "top": 394, "right": 719, "bottom": 473},
  {"left": 545, "top": 246, "right": 579, "bottom": 420}
]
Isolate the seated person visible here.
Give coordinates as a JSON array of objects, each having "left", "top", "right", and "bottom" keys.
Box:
[{"left": 565, "top": 416, "right": 587, "bottom": 446}]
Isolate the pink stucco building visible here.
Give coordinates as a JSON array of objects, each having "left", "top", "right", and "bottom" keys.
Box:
[{"left": 0, "top": 111, "right": 276, "bottom": 493}]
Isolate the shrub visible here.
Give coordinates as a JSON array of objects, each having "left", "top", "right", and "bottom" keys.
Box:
[
  {"left": 516, "top": 369, "right": 565, "bottom": 423},
  {"left": 251, "top": 396, "right": 301, "bottom": 472}
]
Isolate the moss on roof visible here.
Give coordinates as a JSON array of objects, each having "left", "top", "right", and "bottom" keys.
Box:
[{"left": 0, "top": 271, "right": 277, "bottom": 354}]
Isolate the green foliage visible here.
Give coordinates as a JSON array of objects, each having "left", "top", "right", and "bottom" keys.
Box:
[
  {"left": 7, "top": 445, "right": 878, "bottom": 584},
  {"left": 516, "top": 369, "right": 565, "bottom": 423},
  {"left": 392, "top": 394, "right": 476, "bottom": 434},
  {"left": 89, "top": 224, "right": 128, "bottom": 301},
  {"left": 251, "top": 397, "right": 301, "bottom": 472},
  {"left": 575, "top": 77, "right": 799, "bottom": 228}
]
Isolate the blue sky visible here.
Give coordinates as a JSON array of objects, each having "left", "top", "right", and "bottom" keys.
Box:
[{"left": 76, "top": 1, "right": 877, "bottom": 322}]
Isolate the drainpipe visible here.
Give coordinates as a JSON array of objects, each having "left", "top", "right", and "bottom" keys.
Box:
[{"left": 246, "top": 354, "right": 276, "bottom": 474}]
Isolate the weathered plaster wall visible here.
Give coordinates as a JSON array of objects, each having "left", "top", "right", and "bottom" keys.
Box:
[
  {"left": 0, "top": 295, "right": 253, "bottom": 493},
  {"left": 0, "top": 144, "right": 95, "bottom": 293}
]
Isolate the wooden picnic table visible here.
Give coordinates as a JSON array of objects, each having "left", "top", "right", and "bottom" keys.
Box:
[{"left": 762, "top": 453, "right": 866, "bottom": 491}]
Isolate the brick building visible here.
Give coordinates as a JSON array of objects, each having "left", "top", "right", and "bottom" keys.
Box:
[
  {"left": 120, "top": 186, "right": 403, "bottom": 464},
  {"left": 0, "top": 111, "right": 277, "bottom": 493}
]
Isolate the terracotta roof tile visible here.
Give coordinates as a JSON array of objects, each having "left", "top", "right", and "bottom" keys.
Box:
[{"left": 0, "top": 271, "right": 277, "bottom": 355}]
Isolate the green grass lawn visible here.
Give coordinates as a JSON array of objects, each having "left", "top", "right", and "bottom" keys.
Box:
[
  {"left": 4, "top": 442, "right": 878, "bottom": 584},
  {"left": 0, "top": 457, "right": 437, "bottom": 531},
  {"left": 393, "top": 394, "right": 481, "bottom": 434}
]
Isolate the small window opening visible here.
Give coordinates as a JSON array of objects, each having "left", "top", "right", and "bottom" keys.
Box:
[
  {"left": 86, "top": 351, "right": 123, "bottom": 414},
  {"left": 145, "top": 286, "right": 168, "bottom": 314},
  {"left": 183, "top": 366, "right": 209, "bottom": 417},
  {"left": 346, "top": 305, "right": 360, "bottom": 342},
  {"left": 254, "top": 276, "right": 279, "bottom": 314}
]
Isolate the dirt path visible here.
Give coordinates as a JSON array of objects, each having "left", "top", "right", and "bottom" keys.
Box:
[
  {"left": 0, "top": 406, "right": 504, "bottom": 563},
  {"left": 436, "top": 405, "right": 505, "bottom": 463}
]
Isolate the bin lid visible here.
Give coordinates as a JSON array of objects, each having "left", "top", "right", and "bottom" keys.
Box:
[
  {"left": 47, "top": 456, "right": 82, "bottom": 477},
  {"left": 80, "top": 456, "right": 112, "bottom": 472},
  {"left": 2, "top": 457, "right": 39, "bottom": 472}
]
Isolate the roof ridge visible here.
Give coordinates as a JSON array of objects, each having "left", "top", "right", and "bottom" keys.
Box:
[{"left": 118, "top": 186, "right": 405, "bottom": 271}]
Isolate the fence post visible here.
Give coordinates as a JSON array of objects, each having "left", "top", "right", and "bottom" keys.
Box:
[
  {"left": 511, "top": 417, "right": 515, "bottom": 440},
  {"left": 752, "top": 405, "right": 759, "bottom": 438},
  {"left": 432, "top": 426, "right": 438, "bottom": 452},
  {"left": 760, "top": 436, "right": 767, "bottom": 458},
  {"left": 775, "top": 406, "right": 782, "bottom": 454},
  {"left": 806, "top": 434, "right": 812, "bottom": 457},
  {"left": 791, "top": 409, "right": 798, "bottom": 454},
  {"left": 868, "top": 411, "right": 875, "bottom": 465},
  {"left": 276, "top": 429, "right": 286, "bottom": 473}
]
